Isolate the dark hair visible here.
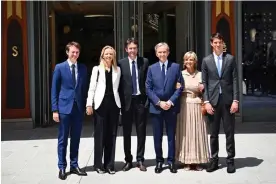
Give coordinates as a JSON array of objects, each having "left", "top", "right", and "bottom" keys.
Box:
[
  {"left": 124, "top": 37, "right": 139, "bottom": 48},
  {"left": 66, "top": 41, "right": 81, "bottom": 52},
  {"left": 210, "top": 33, "right": 224, "bottom": 43}
]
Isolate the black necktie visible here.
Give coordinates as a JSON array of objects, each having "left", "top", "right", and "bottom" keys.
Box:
[
  {"left": 161, "top": 63, "right": 165, "bottom": 83},
  {"left": 72, "top": 64, "right": 76, "bottom": 87},
  {"left": 132, "top": 61, "right": 137, "bottom": 95}
]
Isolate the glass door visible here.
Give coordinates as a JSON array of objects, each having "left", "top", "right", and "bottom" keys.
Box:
[{"left": 135, "top": 2, "right": 195, "bottom": 65}]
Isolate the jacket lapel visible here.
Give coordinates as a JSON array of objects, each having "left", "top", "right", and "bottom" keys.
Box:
[
  {"left": 99, "top": 66, "right": 106, "bottom": 83},
  {"left": 220, "top": 53, "right": 227, "bottom": 77},
  {"left": 112, "top": 66, "right": 118, "bottom": 85},
  {"left": 124, "top": 58, "right": 132, "bottom": 81},
  {"left": 137, "top": 57, "right": 143, "bottom": 83},
  {"left": 164, "top": 61, "right": 172, "bottom": 87},
  {"left": 75, "top": 64, "right": 81, "bottom": 88}
]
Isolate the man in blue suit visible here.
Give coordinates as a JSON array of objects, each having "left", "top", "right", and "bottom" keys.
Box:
[
  {"left": 51, "top": 41, "right": 88, "bottom": 180},
  {"left": 145, "top": 42, "right": 184, "bottom": 174}
]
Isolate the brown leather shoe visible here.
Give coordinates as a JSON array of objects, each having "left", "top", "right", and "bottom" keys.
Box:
[{"left": 137, "top": 161, "right": 147, "bottom": 172}]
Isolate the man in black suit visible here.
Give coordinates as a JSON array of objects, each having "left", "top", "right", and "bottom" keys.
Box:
[
  {"left": 118, "top": 38, "right": 149, "bottom": 172},
  {"left": 201, "top": 33, "right": 239, "bottom": 174}
]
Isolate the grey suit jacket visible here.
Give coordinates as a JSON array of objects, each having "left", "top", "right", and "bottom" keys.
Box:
[{"left": 201, "top": 53, "right": 239, "bottom": 106}]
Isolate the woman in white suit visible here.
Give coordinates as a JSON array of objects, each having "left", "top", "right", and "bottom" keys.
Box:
[{"left": 86, "top": 46, "right": 121, "bottom": 174}]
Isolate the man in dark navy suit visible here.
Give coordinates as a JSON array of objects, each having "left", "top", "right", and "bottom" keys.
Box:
[
  {"left": 118, "top": 38, "right": 149, "bottom": 172},
  {"left": 145, "top": 42, "right": 184, "bottom": 174},
  {"left": 51, "top": 41, "right": 88, "bottom": 180}
]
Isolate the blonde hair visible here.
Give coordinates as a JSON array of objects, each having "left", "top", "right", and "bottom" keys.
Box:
[
  {"left": 183, "top": 51, "right": 198, "bottom": 70},
  {"left": 99, "top": 45, "right": 117, "bottom": 71},
  {"left": 154, "top": 42, "right": 170, "bottom": 52}
]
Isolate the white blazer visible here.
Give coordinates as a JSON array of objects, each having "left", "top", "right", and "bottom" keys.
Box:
[{"left": 86, "top": 65, "right": 121, "bottom": 109}]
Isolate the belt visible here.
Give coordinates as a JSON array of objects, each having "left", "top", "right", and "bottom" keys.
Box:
[{"left": 182, "top": 93, "right": 198, "bottom": 98}]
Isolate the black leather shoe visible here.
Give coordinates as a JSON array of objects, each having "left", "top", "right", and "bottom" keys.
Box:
[
  {"left": 206, "top": 161, "right": 219, "bottom": 172},
  {"left": 70, "top": 167, "right": 87, "bottom": 176},
  {"left": 95, "top": 167, "right": 106, "bottom": 174},
  {"left": 106, "top": 168, "right": 116, "bottom": 175},
  {"left": 168, "top": 163, "right": 177, "bottom": 173},
  {"left": 155, "top": 162, "right": 163, "bottom": 174},
  {"left": 122, "top": 162, "right": 133, "bottom": 171},
  {"left": 137, "top": 161, "right": 147, "bottom": 172},
  {"left": 58, "top": 169, "right": 67, "bottom": 180},
  {"left": 227, "top": 162, "right": 236, "bottom": 173}
]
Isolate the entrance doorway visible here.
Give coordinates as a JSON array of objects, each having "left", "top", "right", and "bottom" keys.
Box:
[
  {"left": 50, "top": 1, "right": 115, "bottom": 75},
  {"left": 134, "top": 1, "right": 195, "bottom": 65},
  {"left": 241, "top": 1, "right": 276, "bottom": 122},
  {"left": 35, "top": 1, "right": 116, "bottom": 127}
]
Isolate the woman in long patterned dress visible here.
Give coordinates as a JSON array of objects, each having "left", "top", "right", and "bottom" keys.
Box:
[{"left": 175, "top": 51, "right": 210, "bottom": 171}]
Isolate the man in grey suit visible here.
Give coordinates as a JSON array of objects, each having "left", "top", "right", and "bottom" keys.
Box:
[{"left": 201, "top": 33, "right": 239, "bottom": 174}]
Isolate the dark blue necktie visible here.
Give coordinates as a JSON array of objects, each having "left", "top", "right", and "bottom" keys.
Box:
[
  {"left": 72, "top": 64, "right": 76, "bottom": 87},
  {"left": 132, "top": 61, "right": 137, "bottom": 95},
  {"left": 161, "top": 63, "right": 165, "bottom": 83}
]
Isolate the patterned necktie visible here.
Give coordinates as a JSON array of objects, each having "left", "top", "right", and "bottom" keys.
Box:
[
  {"left": 161, "top": 63, "right": 165, "bottom": 83},
  {"left": 72, "top": 64, "right": 76, "bottom": 87},
  {"left": 132, "top": 61, "right": 137, "bottom": 95}
]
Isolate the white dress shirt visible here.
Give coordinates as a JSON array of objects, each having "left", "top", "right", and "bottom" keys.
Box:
[
  {"left": 157, "top": 60, "right": 174, "bottom": 106},
  {"left": 67, "top": 60, "right": 78, "bottom": 80},
  {"left": 159, "top": 60, "right": 168, "bottom": 75},
  {"left": 128, "top": 57, "right": 141, "bottom": 95}
]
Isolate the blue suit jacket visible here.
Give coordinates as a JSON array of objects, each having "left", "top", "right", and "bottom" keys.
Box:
[
  {"left": 145, "top": 61, "right": 184, "bottom": 114},
  {"left": 51, "top": 61, "right": 88, "bottom": 114}
]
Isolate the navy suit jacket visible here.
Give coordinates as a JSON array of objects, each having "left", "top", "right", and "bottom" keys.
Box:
[
  {"left": 145, "top": 61, "right": 184, "bottom": 114},
  {"left": 51, "top": 61, "right": 88, "bottom": 114}
]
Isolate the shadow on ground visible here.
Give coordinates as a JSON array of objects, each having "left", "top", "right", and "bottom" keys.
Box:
[
  {"left": 218, "top": 156, "right": 264, "bottom": 170},
  {"left": 82, "top": 159, "right": 157, "bottom": 173}
]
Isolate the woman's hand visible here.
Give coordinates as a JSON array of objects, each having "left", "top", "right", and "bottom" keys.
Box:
[
  {"left": 198, "top": 84, "right": 204, "bottom": 92},
  {"left": 176, "top": 82, "right": 181, "bottom": 89},
  {"left": 86, "top": 106, "right": 93, "bottom": 115}
]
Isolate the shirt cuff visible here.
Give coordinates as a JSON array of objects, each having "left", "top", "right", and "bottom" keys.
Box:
[
  {"left": 168, "top": 100, "right": 174, "bottom": 106},
  {"left": 233, "top": 100, "right": 239, "bottom": 103},
  {"left": 204, "top": 101, "right": 210, "bottom": 104},
  {"left": 156, "top": 101, "right": 161, "bottom": 106}
]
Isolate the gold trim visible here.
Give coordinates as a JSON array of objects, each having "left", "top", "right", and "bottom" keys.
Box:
[
  {"left": 224, "top": 0, "right": 230, "bottom": 16},
  {"left": 7, "top": 1, "right": 13, "bottom": 19},
  {"left": 16, "top": 1, "right": 22, "bottom": 19},
  {"left": 216, "top": 1, "right": 222, "bottom": 17}
]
